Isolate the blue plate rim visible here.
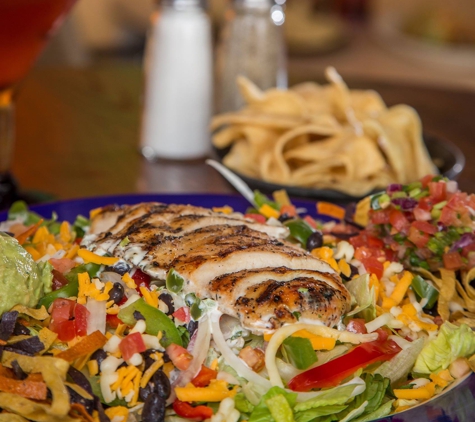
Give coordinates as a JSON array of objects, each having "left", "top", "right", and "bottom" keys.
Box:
[{"left": 1, "top": 193, "right": 474, "bottom": 422}]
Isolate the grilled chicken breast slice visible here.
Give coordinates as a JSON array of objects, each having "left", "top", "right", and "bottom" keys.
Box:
[
  {"left": 84, "top": 202, "right": 350, "bottom": 331},
  {"left": 87, "top": 203, "right": 289, "bottom": 241},
  {"left": 209, "top": 267, "right": 350, "bottom": 332}
]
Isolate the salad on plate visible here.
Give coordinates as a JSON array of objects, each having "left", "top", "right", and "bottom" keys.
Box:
[{"left": 0, "top": 175, "right": 474, "bottom": 422}]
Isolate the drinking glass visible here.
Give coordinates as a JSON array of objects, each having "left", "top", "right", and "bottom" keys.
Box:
[{"left": 0, "top": 0, "right": 77, "bottom": 208}]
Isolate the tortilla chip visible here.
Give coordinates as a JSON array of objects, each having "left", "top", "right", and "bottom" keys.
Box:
[
  {"left": 438, "top": 269, "right": 457, "bottom": 321},
  {"left": 11, "top": 305, "right": 49, "bottom": 321}
]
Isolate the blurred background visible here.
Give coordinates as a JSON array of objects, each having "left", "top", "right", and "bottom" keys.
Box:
[{"left": 39, "top": 0, "right": 475, "bottom": 92}]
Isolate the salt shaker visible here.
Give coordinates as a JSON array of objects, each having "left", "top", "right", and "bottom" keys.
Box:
[
  {"left": 141, "top": 0, "right": 213, "bottom": 160},
  {"left": 216, "top": 0, "right": 287, "bottom": 113}
]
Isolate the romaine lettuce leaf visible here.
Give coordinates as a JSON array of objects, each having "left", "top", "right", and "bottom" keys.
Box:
[
  {"left": 345, "top": 274, "right": 376, "bottom": 322},
  {"left": 414, "top": 322, "right": 475, "bottom": 374},
  {"left": 249, "top": 386, "right": 297, "bottom": 422}
]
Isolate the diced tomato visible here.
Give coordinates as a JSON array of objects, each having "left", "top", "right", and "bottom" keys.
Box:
[
  {"left": 106, "top": 314, "right": 123, "bottom": 329},
  {"left": 443, "top": 251, "right": 464, "bottom": 270},
  {"left": 53, "top": 320, "right": 77, "bottom": 342},
  {"left": 132, "top": 269, "right": 151, "bottom": 292},
  {"left": 280, "top": 204, "right": 297, "bottom": 218},
  {"left": 418, "top": 196, "right": 434, "bottom": 211},
  {"left": 413, "top": 206, "right": 432, "bottom": 222},
  {"left": 49, "top": 299, "right": 90, "bottom": 341},
  {"left": 346, "top": 319, "right": 367, "bottom": 334},
  {"left": 191, "top": 365, "right": 218, "bottom": 387},
  {"left": 244, "top": 213, "right": 266, "bottom": 224},
  {"left": 439, "top": 206, "right": 458, "bottom": 226},
  {"left": 420, "top": 174, "right": 436, "bottom": 188},
  {"left": 462, "top": 242, "right": 475, "bottom": 257},
  {"left": 287, "top": 339, "right": 401, "bottom": 391},
  {"left": 50, "top": 298, "right": 74, "bottom": 322},
  {"left": 370, "top": 209, "right": 390, "bottom": 225},
  {"left": 166, "top": 344, "right": 193, "bottom": 371},
  {"left": 412, "top": 221, "right": 437, "bottom": 235},
  {"left": 303, "top": 215, "right": 317, "bottom": 229},
  {"left": 49, "top": 258, "right": 77, "bottom": 274},
  {"left": 389, "top": 209, "right": 410, "bottom": 233},
  {"left": 173, "top": 307, "right": 191, "bottom": 323},
  {"left": 74, "top": 303, "right": 89, "bottom": 337},
  {"left": 119, "top": 332, "right": 147, "bottom": 361},
  {"left": 173, "top": 400, "right": 213, "bottom": 421},
  {"left": 408, "top": 226, "right": 430, "bottom": 248},
  {"left": 428, "top": 181, "right": 447, "bottom": 203},
  {"left": 359, "top": 256, "right": 384, "bottom": 279},
  {"left": 350, "top": 233, "right": 384, "bottom": 249},
  {"left": 375, "top": 327, "right": 391, "bottom": 342}
]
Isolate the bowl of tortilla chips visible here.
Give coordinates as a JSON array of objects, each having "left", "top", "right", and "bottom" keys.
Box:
[{"left": 211, "top": 68, "right": 465, "bottom": 200}]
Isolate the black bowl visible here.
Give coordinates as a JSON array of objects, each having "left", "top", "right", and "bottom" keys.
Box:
[{"left": 214, "top": 133, "right": 465, "bottom": 203}]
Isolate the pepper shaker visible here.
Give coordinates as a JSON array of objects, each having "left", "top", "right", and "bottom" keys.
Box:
[{"left": 215, "top": 0, "right": 287, "bottom": 113}]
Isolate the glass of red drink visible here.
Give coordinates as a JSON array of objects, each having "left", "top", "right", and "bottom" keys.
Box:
[{"left": 0, "top": 0, "right": 77, "bottom": 208}]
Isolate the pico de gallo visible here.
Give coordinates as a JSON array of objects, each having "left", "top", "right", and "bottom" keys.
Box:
[{"left": 0, "top": 175, "right": 474, "bottom": 422}]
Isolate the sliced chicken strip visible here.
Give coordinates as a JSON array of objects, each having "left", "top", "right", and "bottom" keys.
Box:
[{"left": 207, "top": 267, "right": 350, "bottom": 332}]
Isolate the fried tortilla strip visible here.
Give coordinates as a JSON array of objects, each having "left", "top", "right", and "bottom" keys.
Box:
[
  {"left": 1, "top": 352, "right": 70, "bottom": 417},
  {"left": 55, "top": 330, "right": 107, "bottom": 363},
  {"left": 0, "top": 393, "right": 77, "bottom": 422},
  {"left": 462, "top": 268, "right": 475, "bottom": 301},
  {"left": 10, "top": 305, "right": 49, "bottom": 321},
  {"left": 438, "top": 269, "right": 458, "bottom": 321},
  {"left": 37, "top": 327, "right": 58, "bottom": 355},
  {"left": 0, "top": 414, "right": 29, "bottom": 422},
  {"left": 210, "top": 110, "right": 305, "bottom": 131}
]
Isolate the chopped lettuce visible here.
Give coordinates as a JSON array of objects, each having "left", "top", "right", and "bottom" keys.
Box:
[
  {"left": 294, "top": 378, "right": 365, "bottom": 412},
  {"left": 352, "top": 400, "right": 394, "bottom": 422},
  {"left": 295, "top": 405, "right": 348, "bottom": 422},
  {"left": 249, "top": 386, "right": 297, "bottom": 422},
  {"left": 414, "top": 322, "right": 475, "bottom": 374},
  {"left": 345, "top": 274, "right": 376, "bottom": 322},
  {"left": 375, "top": 337, "right": 424, "bottom": 384},
  {"left": 266, "top": 394, "right": 295, "bottom": 422}
]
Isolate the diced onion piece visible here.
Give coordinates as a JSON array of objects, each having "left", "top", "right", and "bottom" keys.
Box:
[
  {"left": 210, "top": 312, "right": 271, "bottom": 393},
  {"left": 86, "top": 298, "right": 107, "bottom": 335},
  {"left": 410, "top": 378, "right": 431, "bottom": 388},
  {"left": 388, "top": 335, "right": 412, "bottom": 351},
  {"left": 265, "top": 323, "right": 378, "bottom": 388}
]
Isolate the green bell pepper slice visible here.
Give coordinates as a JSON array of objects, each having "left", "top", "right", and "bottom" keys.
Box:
[
  {"left": 411, "top": 275, "right": 439, "bottom": 309},
  {"left": 284, "top": 219, "right": 314, "bottom": 247},
  {"left": 282, "top": 336, "right": 317, "bottom": 370},
  {"left": 118, "top": 298, "right": 182, "bottom": 347}
]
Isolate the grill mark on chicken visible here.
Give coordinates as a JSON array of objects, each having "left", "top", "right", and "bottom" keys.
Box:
[{"left": 84, "top": 202, "right": 351, "bottom": 332}]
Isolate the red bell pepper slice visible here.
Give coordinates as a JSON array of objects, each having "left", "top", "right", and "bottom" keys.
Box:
[
  {"left": 173, "top": 400, "right": 213, "bottom": 420},
  {"left": 287, "top": 339, "right": 402, "bottom": 392},
  {"left": 191, "top": 365, "right": 218, "bottom": 387}
]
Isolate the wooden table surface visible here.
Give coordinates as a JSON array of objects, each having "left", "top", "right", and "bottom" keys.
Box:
[{"left": 11, "top": 65, "right": 475, "bottom": 204}]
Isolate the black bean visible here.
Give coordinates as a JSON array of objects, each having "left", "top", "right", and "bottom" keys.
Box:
[
  {"left": 153, "top": 370, "right": 171, "bottom": 399},
  {"left": 159, "top": 293, "right": 174, "bottom": 315},
  {"left": 187, "top": 320, "right": 198, "bottom": 337},
  {"left": 134, "top": 310, "right": 145, "bottom": 320},
  {"left": 306, "top": 231, "right": 323, "bottom": 251},
  {"left": 105, "top": 261, "right": 131, "bottom": 276},
  {"left": 278, "top": 213, "right": 293, "bottom": 223},
  {"left": 142, "top": 394, "right": 166, "bottom": 422},
  {"left": 91, "top": 349, "right": 108, "bottom": 369},
  {"left": 108, "top": 282, "right": 125, "bottom": 304},
  {"left": 139, "top": 382, "right": 153, "bottom": 402}
]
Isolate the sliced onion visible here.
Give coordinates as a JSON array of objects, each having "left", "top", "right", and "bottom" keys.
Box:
[
  {"left": 365, "top": 312, "right": 394, "bottom": 333},
  {"left": 210, "top": 312, "right": 271, "bottom": 393},
  {"left": 388, "top": 335, "right": 412, "bottom": 351},
  {"left": 296, "top": 376, "right": 366, "bottom": 403},
  {"left": 265, "top": 323, "right": 378, "bottom": 388},
  {"left": 86, "top": 298, "right": 106, "bottom": 335},
  {"left": 174, "top": 314, "right": 211, "bottom": 388}
]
